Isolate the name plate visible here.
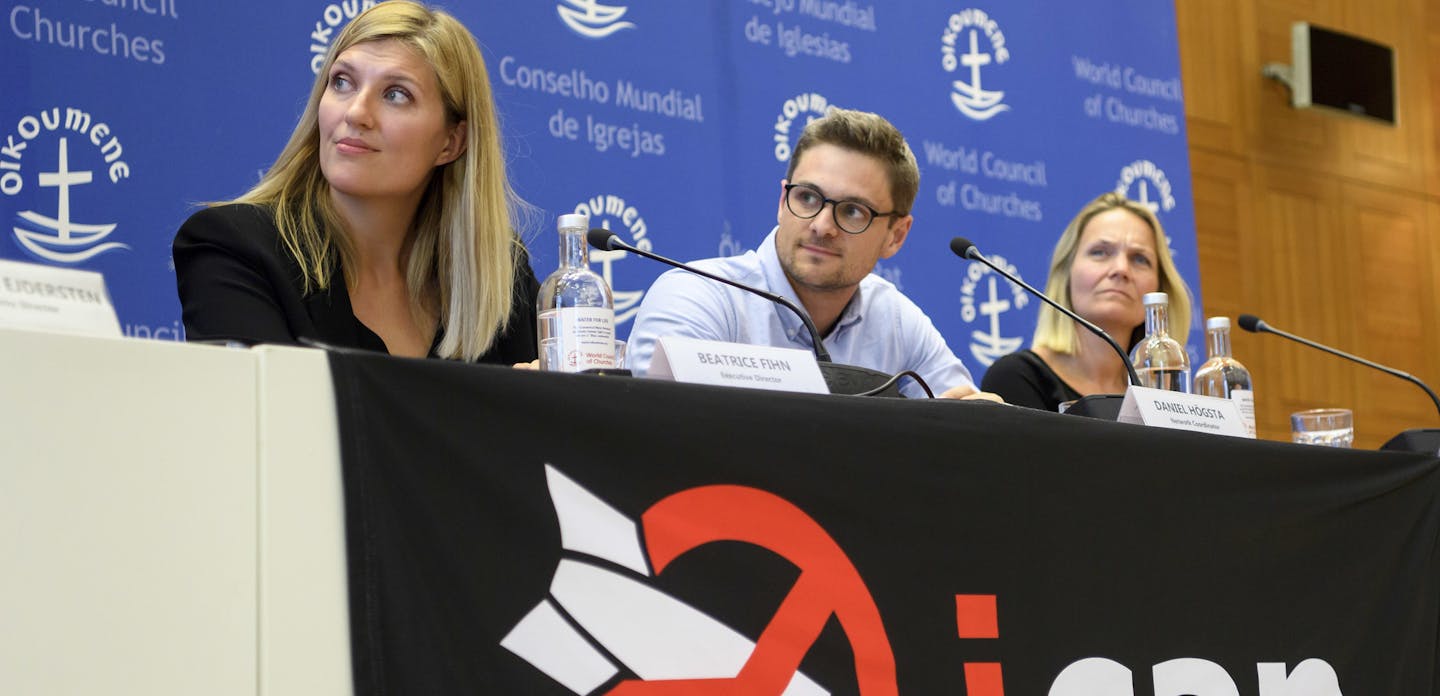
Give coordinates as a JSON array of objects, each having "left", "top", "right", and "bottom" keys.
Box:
[
  {"left": 1118, "top": 386, "right": 1252, "bottom": 438},
  {"left": 0, "top": 258, "right": 121, "bottom": 337},
  {"left": 648, "top": 336, "right": 828, "bottom": 394}
]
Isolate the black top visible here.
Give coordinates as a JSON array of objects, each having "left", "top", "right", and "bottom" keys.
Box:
[
  {"left": 980, "top": 349, "right": 1082, "bottom": 412},
  {"left": 173, "top": 203, "right": 540, "bottom": 364}
]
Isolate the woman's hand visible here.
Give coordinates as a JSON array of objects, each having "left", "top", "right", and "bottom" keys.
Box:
[{"left": 939, "top": 383, "right": 1006, "bottom": 403}]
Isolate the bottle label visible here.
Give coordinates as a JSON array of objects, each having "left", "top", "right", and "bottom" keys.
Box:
[
  {"left": 1231, "top": 389, "right": 1256, "bottom": 438},
  {"left": 540, "top": 307, "right": 616, "bottom": 372}
]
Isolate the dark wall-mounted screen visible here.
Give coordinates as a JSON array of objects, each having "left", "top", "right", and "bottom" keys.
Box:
[{"left": 1303, "top": 24, "right": 1396, "bottom": 123}]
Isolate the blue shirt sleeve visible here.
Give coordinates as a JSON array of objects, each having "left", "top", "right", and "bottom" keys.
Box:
[
  {"left": 625, "top": 267, "right": 738, "bottom": 376},
  {"left": 898, "top": 296, "right": 976, "bottom": 398}
]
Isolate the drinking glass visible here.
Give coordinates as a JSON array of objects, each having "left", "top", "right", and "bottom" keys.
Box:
[{"left": 1290, "top": 408, "right": 1353, "bottom": 448}]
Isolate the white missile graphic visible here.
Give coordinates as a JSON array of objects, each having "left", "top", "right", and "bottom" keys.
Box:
[{"left": 501, "top": 465, "right": 827, "bottom": 695}]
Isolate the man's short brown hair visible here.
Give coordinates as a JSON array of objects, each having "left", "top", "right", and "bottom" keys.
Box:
[{"left": 785, "top": 108, "right": 920, "bottom": 217}]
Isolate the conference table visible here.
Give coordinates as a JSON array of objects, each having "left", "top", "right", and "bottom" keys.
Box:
[{"left": 4, "top": 327, "right": 1438, "bottom": 695}]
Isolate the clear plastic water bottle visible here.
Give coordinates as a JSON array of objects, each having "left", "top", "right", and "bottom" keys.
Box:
[
  {"left": 1194, "top": 316, "right": 1256, "bottom": 436},
  {"left": 1130, "top": 291, "right": 1190, "bottom": 393},
  {"left": 537, "top": 213, "right": 616, "bottom": 372}
]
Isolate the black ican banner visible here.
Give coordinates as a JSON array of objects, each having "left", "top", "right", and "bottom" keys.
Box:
[{"left": 328, "top": 353, "right": 1440, "bottom": 695}]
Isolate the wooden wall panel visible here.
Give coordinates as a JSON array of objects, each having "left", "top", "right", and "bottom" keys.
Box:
[
  {"left": 1174, "top": 0, "right": 1251, "bottom": 152},
  {"left": 1180, "top": 0, "right": 1440, "bottom": 448},
  {"left": 1429, "top": 10, "right": 1440, "bottom": 195},
  {"left": 1340, "top": 183, "right": 1436, "bottom": 444},
  {"left": 1189, "top": 150, "right": 1251, "bottom": 315},
  {"left": 1248, "top": 166, "right": 1360, "bottom": 438},
  {"left": 1337, "top": 0, "right": 1431, "bottom": 190}
]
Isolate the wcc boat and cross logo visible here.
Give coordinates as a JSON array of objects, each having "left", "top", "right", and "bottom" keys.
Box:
[
  {"left": 957, "top": 252, "right": 1028, "bottom": 368},
  {"left": 1115, "top": 159, "right": 1183, "bottom": 262},
  {"left": 1115, "top": 159, "right": 1176, "bottom": 218},
  {"left": 572, "top": 194, "right": 654, "bottom": 327},
  {"left": 2, "top": 107, "right": 133, "bottom": 265},
  {"left": 940, "top": 9, "right": 1011, "bottom": 122},
  {"left": 558, "top": 0, "right": 637, "bottom": 39},
  {"left": 771, "top": 93, "right": 838, "bottom": 164}
]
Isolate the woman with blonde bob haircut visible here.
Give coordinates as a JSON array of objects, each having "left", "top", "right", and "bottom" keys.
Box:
[
  {"left": 981, "top": 192, "right": 1192, "bottom": 411},
  {"left": 174, "top": 1, "right": 538, "bottom": 363}
]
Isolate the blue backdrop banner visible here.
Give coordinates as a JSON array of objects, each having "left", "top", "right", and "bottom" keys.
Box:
[{"left": 3, "top": 0, "right": 1202, "bottom": 377}]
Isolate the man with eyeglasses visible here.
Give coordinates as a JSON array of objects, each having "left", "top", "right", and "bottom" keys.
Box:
[{"left": 626, "top": 108, "right": 996, "bottom": 400}]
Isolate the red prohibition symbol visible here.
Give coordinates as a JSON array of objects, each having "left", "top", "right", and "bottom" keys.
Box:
[{"left": 607, "top": 485, "right": 900, "bottom": 696}]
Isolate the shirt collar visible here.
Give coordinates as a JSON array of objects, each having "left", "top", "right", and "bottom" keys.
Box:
[{"left": 759, "top": 227, "right": 866, "bottom": 342}]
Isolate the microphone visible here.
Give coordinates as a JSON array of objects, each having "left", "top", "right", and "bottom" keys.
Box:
[
  {"left": 950, "top": 237, "right": 1141, "bottom": 388},
  {"left": 1237, "top": 314, "right": 1440, "bottom": 417},
  {"left": 589, "top": 229, "right": 831, "bottom": 362}
]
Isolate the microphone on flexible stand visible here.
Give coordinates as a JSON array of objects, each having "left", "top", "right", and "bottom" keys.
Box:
[
  {"left": 1237, "top": 314, "right": 1440, "bottom": 452},
  {"left": 950, "top": 237, "right": 1138, "bottom": 419},
  {"left": 589, "top": 230, "right": 911, "bottom": 397}
]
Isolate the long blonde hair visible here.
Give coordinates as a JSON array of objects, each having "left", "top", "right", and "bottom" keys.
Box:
[
  {"left": 1032, "top": 192, "right": 1192, "bottom": 355},
  {"left": 229, "top": 1, "right": 525, "bottom": 360}
]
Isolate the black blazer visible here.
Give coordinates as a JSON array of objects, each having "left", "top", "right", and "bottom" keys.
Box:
[
  {"left": 173, "top": 203, "right": 539, "bottom": 364},
  {"left": 980, "top": 349, "right": 1082, "bottom": 412}
]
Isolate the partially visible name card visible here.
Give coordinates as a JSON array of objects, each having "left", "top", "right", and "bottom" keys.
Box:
[
  {"left": 0, "top": 258, "right": 121, "bottom": 337},
  {"left": 1118, "top": 386, "right": 1252, "bottom": 438},
  {"left": 648, "top": 336, "right": 828, "bottom": 394}
]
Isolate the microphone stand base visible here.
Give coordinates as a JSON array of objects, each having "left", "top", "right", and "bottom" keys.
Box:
[
  {"left": 1063, "top": 393, "right": 1125, "bottom": 420},
  {"left": 1381, "top": 428, "right": 1440, "bottom": 455},
  {"left": 820, "top": 362, "right": 903, "bottom": 397}
]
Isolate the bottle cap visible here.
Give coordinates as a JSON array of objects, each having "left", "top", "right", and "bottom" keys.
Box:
[
  {"left": 1206, "top": 316, "right": 1231, "bottom": 330},
  {"left": 557, "top": 213, "right": 589, "bottom": 231},
  {"left": 1142, "top": 291, "right": 1169, "bottom": 306}
]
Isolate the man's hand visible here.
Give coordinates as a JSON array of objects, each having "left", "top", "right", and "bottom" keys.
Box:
[{"left": 513, "top": 359, "right": 539, "bottom": 370}]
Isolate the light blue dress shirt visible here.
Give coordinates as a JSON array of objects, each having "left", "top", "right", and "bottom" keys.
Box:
[{"left": 625, "top": 228, "right": 975, "bottom": 398}]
